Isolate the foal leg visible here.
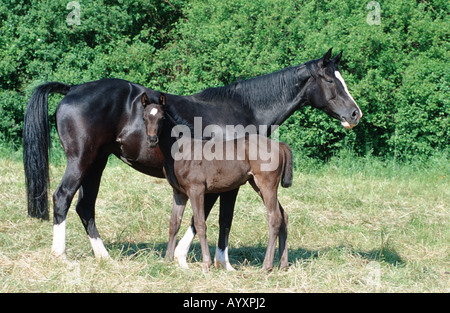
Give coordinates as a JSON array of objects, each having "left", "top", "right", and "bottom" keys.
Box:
[
  {"left": 259, "top": 184, "right": 283, "bottom": 271},
  {"left": 214, "top": 188, "right": 239, "bottom": 271},
  {"left": 278, "top": 203, "right": 289, "bottom": 269},
  {"left": 189, "top": 187, "right": 212, "bottom": 272},
  {"left": 75, "top": 156, "right": 110, "bottom": 260},
  {"left": 174, "top": 193, "right": 218, "bottom": 268},
  {"left": 166, "top": 188, "right": 188, "bottom": 265},
  {"left": 250, "top": 179, "right": 289, "bottom": 270}
]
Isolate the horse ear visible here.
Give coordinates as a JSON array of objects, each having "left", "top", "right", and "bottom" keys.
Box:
[
  {"left": 332, "top": 50, "right": 343, "bottom": 65},
  {"left": 141, "top": 93, "right": 150, "bottom": 107},
  {"left": 321, "top": 47, "right": 333, "bottom": 67},
  {"left": 159, "top": 93, "right": 166, "bottom": 106}
]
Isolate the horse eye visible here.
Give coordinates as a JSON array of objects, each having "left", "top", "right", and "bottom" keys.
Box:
[{"left": 326, "top": 79, "right": 333, "bottom": 83}]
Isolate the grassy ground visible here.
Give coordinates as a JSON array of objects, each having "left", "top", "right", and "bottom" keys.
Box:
[{"left": 0, "top": 149, "right": 448, "bottom": 292}]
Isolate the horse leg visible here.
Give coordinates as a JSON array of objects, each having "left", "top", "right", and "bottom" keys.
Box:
[
  {"left": 174, "top": 193, "right": 218, "bottom": 268},
  {"left": 51, "top": 159, "right": 89, "bottom": 258},
  {"left": 166, "top": 188, "right": 188, "bottom": 265},
  {"left": 75, "top": 156, "right": 110, "bottom": 260},
  {"left": 250, "top": 179, "right": 288, "bottom": 270},
  {"left": 259, "top": 183, "right": 282, "bottom": 271},
  {"left": 278, "top": 202, "right": 289, "bottom": 269},
  {"left": 214, "top": 188, "right": 239, "bottom": 271},
  {"left": 189, "top": 187, "right": 211, "bottom": 272}
]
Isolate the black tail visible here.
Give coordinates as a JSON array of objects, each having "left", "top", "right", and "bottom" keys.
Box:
[
  {"left": 23, "top": 82, "right": 71, "bottom": 219},
  {"left": 280, "top": 143, "right": 293, "bottom": 188}
]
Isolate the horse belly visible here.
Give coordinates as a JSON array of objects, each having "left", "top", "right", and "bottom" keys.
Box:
[
  {"left": 204, "top": 160, "right": 250, "bottom": 193},
  {"left": 119, "top": 150, "right": 165, "bottom": 178}
]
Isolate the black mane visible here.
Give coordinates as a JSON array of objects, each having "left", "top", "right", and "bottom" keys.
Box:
[{"left": 193, "top": 60, "right": 316, "bottom": 110}]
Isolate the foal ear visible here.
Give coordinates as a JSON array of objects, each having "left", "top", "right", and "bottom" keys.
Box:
[
  {"left": 320, "top": 47, "right": 333, "bottom": 67},
  {"left": 141, "top": 93, "right": 150, "bottom": 107},
  {"left": 159, "top": 93, "right": 166, "bottom": 106},
  {"left": 332, "top": 50, "right": 343, "bottom": 66}
]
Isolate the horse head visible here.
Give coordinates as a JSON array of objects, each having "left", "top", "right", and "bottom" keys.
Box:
[
  {"left": 141, "top": 92, "right": 166, "bottom": 148},
  {"left": 306, "top": 48, "right": 362, "bottom": 129}
]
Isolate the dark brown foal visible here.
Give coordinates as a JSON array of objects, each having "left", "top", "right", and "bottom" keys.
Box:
[{"left": 142, "top": 93, "right": 293, "bottom": 271}]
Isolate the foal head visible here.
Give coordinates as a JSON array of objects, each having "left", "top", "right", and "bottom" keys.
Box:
[
  {"left": 141, "top": 92, "right": 166, "bottom": 148},
  {"left": 306, "top": 48, "right": 362, "bottom": 129}
]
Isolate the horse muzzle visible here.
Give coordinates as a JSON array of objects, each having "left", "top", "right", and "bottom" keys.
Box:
[
  {"left": 341, "top": 108, "right": 363, "bottom": 129},
  {"left": 341, "top": 121, "right": 357, "bottom": 129},
  {"left": 147, "top": 136, "right": 159, "bottom": 148}
]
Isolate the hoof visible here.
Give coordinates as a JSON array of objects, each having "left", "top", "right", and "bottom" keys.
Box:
[
  {"left": 214, "top": 259, "right": 236, "bottom": 271},
  {"left": 175, "top": 256, "right": 190, "bottom": 269}
]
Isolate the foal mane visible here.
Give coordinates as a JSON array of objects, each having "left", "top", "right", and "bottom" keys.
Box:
[{"left": 194, "top": 60, "right": 316, "bottom": 110}]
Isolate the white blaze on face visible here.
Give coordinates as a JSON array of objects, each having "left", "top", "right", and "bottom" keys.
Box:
[
  {"left": 150, "top": 108, "right": 158, "bottom": 116},
  {"left": 334, "top": 71, "right": 358, "bottom": 105},
  {"left": 334, "top": 71, "right": 362, "bottom": 128}
]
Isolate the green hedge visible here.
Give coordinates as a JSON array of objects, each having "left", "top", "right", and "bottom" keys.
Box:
[{"left": 1, "top": 0, "right": 448, "bottom": 162}]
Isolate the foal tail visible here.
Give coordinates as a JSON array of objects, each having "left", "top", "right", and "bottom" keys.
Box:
[
  {"left": 280, "top": 143, "right": 293, "bottom": 188},
  {"left": 23, "top": 82, "right": 71, "bottom": 219}
]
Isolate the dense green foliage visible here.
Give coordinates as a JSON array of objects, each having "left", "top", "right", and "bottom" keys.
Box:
[{"left": 0, "top": 0, "right": 448, "bottom": 161}]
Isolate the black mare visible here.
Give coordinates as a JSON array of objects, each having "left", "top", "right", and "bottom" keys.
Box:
[{"left": 23, "top": 49, "right": 362, "bottom": 268}]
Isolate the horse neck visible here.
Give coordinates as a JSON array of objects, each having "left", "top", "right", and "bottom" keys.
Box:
[
  {"left": 157, "top": 117, "right": 178, "bottom": 160},
  {"left": 228, "top": 65, "right": 313, "bottom": 129}
]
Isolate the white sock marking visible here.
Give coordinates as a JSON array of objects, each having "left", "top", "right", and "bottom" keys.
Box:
[
  {"left": 174, "top": 226, "right": 195, "bottom": 268},
  {"left": 215, "top": 247, "right": 235, "bottom": 271},
  {"left": 89, "top": 236, "right": 110, "bottom": 260},
  {"left": 52, "top": 220, "right": 66, "bottom": 257}
]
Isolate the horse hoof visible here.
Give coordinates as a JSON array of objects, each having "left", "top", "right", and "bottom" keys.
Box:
[
  {"left": 175, "top": 257, "right": 189, "bottom": 269},
  {"left": 164, "top": 254, "right": 174, "bottom": 263},
  {"left": 52, "top": 251, "right": 67, "bottom": 259},
  {"left": 214, "top": 259, "right": 236, "bottom": 271},
  {"left": 279, "top": 262, "right": 290, "bottom": 271},
  {"left": 201, "top": 263, "right": 211, "bottom": 273},
  {"left": 94, "top": 253, "right": 111, "bottom": 262}
]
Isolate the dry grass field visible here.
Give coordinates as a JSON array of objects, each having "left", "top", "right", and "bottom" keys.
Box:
[{"left": 0, "top": 149, "right": 448, "bottom": 293}]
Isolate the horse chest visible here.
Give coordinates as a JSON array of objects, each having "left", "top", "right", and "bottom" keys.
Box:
[{"left": 114, "top": 128, "right": 165, "bottom": 177}]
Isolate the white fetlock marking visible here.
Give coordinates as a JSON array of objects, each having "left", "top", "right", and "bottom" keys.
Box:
[
  {"left": 214, "top": 247, "right": 235, "bottom": 271},
  {"left": 89, "top": 237, "right": 110, "bottom": 260},
  {"left": 52, "top": 221, "right": 66, "bottom": 258},
  {"left": 175, "top": 256, "right": 190, "bottom": 269},
  {"left": 174, "top": 226, "right": 195, "bottom": 269}
]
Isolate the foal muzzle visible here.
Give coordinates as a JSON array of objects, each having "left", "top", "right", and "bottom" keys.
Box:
[{"left": 147, "top": 136, "right": 159, "bottom": 148}]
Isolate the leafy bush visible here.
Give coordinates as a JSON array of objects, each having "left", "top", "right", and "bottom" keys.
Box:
[
  {"left": 0, "top": 0, "right": 448, "bottom": 162},
  {"left": 154, "top": 0, "right": 448, "bottom": 161},
  {"left": 0, "top": 0, "right": 184, "bottom": 141}
]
